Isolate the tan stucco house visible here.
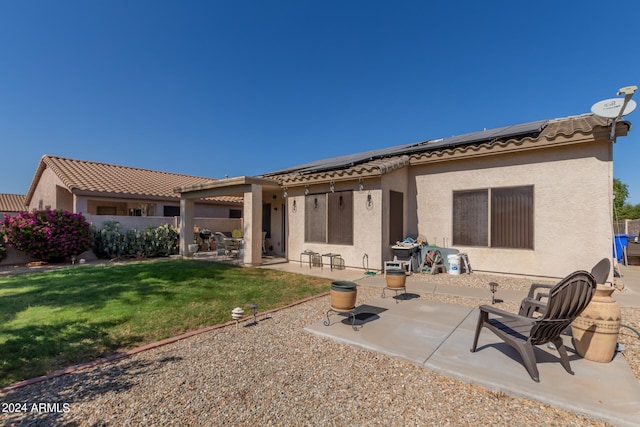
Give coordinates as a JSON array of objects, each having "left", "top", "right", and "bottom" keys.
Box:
[
  {"left": 0, "top": 193, "right": 26, "bottom": 220},
  {"left": 2, "top": 156, "right": 245, "bottom": 265},
  {"left": 176, "top": 113, "right": 631, "bottom": 278},
  {"left": 24, "top": 155, "right": 243, "bottom": 220}
]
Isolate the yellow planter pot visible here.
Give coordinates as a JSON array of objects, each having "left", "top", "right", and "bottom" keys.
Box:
[
  {"left": 385, "top": 269, "right": 407, "bottom": 288},
  {"left": 571, "top": 284, "right": 621, "bottom": 363},
  {"left": 330, "top": 281, "right": 357, "bottom": 311}
]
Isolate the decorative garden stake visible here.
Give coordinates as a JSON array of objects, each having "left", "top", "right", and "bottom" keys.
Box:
[
  {"left": 250, "top": 303, "right": 258, "bottom": 326},
  {"left": 489, "top": 282, "right": 498, "bottom": 304}
]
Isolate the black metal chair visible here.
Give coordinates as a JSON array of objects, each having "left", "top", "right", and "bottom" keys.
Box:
[{"left": 470, "top": 270, "right": 596, "bottom": 382}]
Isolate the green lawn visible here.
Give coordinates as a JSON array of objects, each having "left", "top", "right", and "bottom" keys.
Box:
[{"left": 0, "top": 259, "right": 330, "bottom": 388}]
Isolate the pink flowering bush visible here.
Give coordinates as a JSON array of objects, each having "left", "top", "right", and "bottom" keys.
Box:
[
  {"left": 3, "top": 209, "right": 91, "bottom": 262},
  {"left": 0, "top": 227, "right": 6, "bottom": 261}
]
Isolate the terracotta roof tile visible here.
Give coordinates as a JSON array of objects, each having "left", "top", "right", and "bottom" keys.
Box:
[
  {"left": 26, "top": 156, "right": 243, "bottom": 205},
  {"left": 0, "top": 193, "right": 26, "bottom": 212},
  {"left": 539, "top": 114, "right": 613, "bottom": 138}
]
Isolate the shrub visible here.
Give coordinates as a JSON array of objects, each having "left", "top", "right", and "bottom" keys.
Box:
[
  {"left": 92, "top": 222, "right": 179, "bottom": 259},
  {"left": 0, "top": 227, "right": 6, "bottom": 262},
  {"left": 2, "top": 209, "right": 91, "bottom": 262},
  {"left": 91, "top": 221, "right": 127, "bottom": 259}
]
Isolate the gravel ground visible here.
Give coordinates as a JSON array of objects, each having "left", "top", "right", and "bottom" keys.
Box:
[{"left": 1, "top": 268, "right": 639, "bottom": 426}]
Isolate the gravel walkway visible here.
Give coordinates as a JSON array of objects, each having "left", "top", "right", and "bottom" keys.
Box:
[{"left": 2, "top": 268, "right": 639, "bottom": 426}]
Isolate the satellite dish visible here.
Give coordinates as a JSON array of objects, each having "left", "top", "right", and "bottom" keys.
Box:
[{"left": 591, "top": 98, "right": 637, "bottom": 118}]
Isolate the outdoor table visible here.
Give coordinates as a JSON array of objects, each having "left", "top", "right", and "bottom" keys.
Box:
[
  {"left": 224, "top": 237, "right": 243, "bottom": 257},
  {"left": 321, "top": 253, "right": 341, "bottom": 271},
  {"left": 300, "top": 250, "right": 318, "bottom": 268}
]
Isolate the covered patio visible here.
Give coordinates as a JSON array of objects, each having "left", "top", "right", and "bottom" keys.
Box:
[{"left": 175, "top": 176, "right": 282, "bottom": 266}]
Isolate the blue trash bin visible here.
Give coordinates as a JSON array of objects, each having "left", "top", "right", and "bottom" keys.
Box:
[{"left": 614, "top": 234, "right": 637, "bottom": 262}]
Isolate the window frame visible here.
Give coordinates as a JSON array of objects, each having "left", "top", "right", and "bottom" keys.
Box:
[
  {"left": 304, "top": 190, "right": 354, "bottom": 245},
  {"left": 452, "top": 185, "right": 534, "bottom": 249}
]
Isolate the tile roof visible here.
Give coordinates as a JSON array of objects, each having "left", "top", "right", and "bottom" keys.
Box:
[
  {"left": 265, "top": 114, "right": 629, "bottom": 185},
  {"left": 25, "top": 156, "right": 243, "bottom": 205},
  {"left": 0, "top": 193, "right": 26, "bottom": 213}
]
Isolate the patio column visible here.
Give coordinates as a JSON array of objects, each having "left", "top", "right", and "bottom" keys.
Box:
[
  {"left": 243, "top": 184, "right": 262, "bottom": 266},
  {"left": 179, "top": 198, "right": 195, "bottom": 257}
]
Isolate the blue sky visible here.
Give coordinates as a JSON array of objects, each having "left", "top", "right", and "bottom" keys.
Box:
[{"left": 1, "top": 1, "right": 639, "bottom": 203}]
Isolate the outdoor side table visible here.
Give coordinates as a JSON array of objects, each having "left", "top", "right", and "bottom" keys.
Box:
[
  {"left": 300, "top": 250, "right": 318, "bottom": 268},
  {"left": 321, "top": 253, "right": 342, "bottom": 271}
]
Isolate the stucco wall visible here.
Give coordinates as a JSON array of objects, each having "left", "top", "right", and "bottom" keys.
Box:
[
  {"left": 286, "top": 180, "right": 384, "bottom": 270},
  {"left": 412, "top": 140, "right": 612, "bottom": 278},
  {"left": 81, "top": 196, "right": 237, "bottom": 218},
  {"left": 27, "top": 168, "right": 66, "bottom": 211},
  {"left": 85, "top": 214, "right": 242, "bottom": 235}
]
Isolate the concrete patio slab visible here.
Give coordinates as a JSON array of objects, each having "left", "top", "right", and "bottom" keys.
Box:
[
  {"left": 428, "top": 306, "right": 640, "bottom": 426},
  {"left": 308, "top": 297, "right": 473, "bottom": 365},
  {"left": 305, "top": 296, "right": 640, "bottom": 427}
]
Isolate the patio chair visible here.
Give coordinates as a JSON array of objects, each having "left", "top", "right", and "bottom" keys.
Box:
[
  {"left": 213, "top": 232, "right": 233, "bottom": 257},
  {"left": 518, "top": 258, "right": 609, "bottom": 317},
  {"left": 470, "top": 270, "right": 596, "bottom": 382}
]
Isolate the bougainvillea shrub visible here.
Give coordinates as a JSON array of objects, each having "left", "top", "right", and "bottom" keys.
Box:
[
  {"left": 0, "top": 227, "right": 6, "bottom": 261},
  {"left": 2, "top": 209, "right": 91, "bottom": 262}
]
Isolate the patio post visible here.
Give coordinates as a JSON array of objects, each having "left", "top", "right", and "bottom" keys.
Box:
[
  {"left": 179, "top": 197, "right": 195, "bottom": 257},
  {"left": 243, "top": 184, "right": 262, "bottom": 265}
]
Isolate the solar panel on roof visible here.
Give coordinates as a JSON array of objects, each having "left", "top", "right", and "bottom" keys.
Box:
[{"left": 264, "top": 119, "right": 548, "bottom": 176}]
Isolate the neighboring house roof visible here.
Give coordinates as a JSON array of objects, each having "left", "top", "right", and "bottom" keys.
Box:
[
  {"left": 265, "top": 114, "right": 629, "bottom": 185},
  {"left": 25, "top": 155, "right": 243, "bottom": 205},
  {"left": 0, "top": 193, "right": 26, "bottom": 213}
]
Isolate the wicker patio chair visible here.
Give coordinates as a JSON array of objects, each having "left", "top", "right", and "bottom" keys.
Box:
[{"left": 470, "top": 270, "right": 596, "bottom": 382}]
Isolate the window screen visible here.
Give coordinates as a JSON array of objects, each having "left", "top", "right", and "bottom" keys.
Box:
[
  {"left": 491, "top": 186, "right": 534, "bottom": 249},
  {"left": 328, "top": 192, "right": 353, "bottom": 245},
  {"left": 452, "top": 190, "right": 488, "bottom": 246},
  {"left": 305, "top": 194, "right": 326, "bottom": 243}
]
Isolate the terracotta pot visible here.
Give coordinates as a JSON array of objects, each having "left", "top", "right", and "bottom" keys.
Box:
[
  {"left": 330, "top": 281, "right": 357, "bottom": 311},
  {"left": 571, "top": 284, "right": 621, "bottom": 363},
  {"left": 385, "top": 269, "right": 406, "bottom": 288}
]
